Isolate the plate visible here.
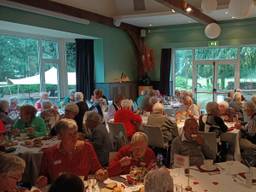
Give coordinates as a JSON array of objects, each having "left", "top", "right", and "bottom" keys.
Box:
[{"left": 199, "top": 164, "right": 218, "bottom": 172}]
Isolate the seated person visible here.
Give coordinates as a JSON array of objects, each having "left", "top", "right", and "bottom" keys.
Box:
[
  {"left": 0, "top": 153, "right": 27, "bottom": 192},
  {"left": 199, "top": 102, "right": 228, "bottom": 136},
  {"left": 176, "top": 96, "right": 200, "bottom": 120},
  {"left": 144, "top": 167, "right": 174, "bottom": 192},
  {"left": 229, "top": 92, "right": 244, "bottom": 121},
  {"left": 147, "top": 102, "right": 178, "bottom": 147},
  {"left": 218, "top": 101, "right": 236, "bottom": 122},
  {"left": 62, "top": 91, "right": 75, "bottom": 107},
  {"left": 239, "top": 101, "right": 256, "bottom": 150},
  {"left": 13, "top": 105, "right": 47, "bottom": 137},
  {"left": 63, "top": 103, "right": 79, "bottom": 119},
  {"left": 108, "top": 132, "right": 156, "bottom": 177},
  {"left": 85, "top": 111, "right": 112, "bottom": 166},
  {"left": 0, "top": 99, "right": 14, "bottom": 130},
  {"left": 74, "top": 92, "right": 88, "bottom": 132},
  {"left": 49, "top": 173, "right": 84, "bottom": 192},
  {"left": 8, "top": 97, "right": 20, "bottom": 121},
  {"left": 224, "top": 90, "right": 234, "bottom": 103},
  {"left": 90, "top": 89, "right": 108, "bottom": 118},
  {"left": 106, "top": 95, "right": 123, "bottom": 121},
  {"left": 34, "top": 92, "right": 49, "bottom": 112},
  {"left": 36, "top": 119, "right": 107, "bottom": 188},
  {"left": 171, "top": 118, "right": 216, "bottom": 166},
  {"left": 114, "top": 99, "right": 142, "bottom": 139}
]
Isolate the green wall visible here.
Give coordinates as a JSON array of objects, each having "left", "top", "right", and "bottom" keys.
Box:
[
  {"left": 145, "top": 18, "right": 256, "bottom": 80},
  {"left": 0, "top": 6, "right": 137, "bottom": 83}
]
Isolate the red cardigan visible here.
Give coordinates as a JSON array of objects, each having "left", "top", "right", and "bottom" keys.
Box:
[
  {"left": 114, "top": 109, "right": 142, "bottom": 138},
  {"left": 107, "top": 144, "right": 156, "bottom": 177}
]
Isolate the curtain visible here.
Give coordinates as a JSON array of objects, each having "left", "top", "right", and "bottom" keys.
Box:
[
  {"left": 75, "top": 39, "right": 95, "bottom": 100},
  {"left": 159, "top": 48, "right": 172, "bottom": 95}
]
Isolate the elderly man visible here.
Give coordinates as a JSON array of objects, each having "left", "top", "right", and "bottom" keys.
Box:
[
  {"left": 144, "top": 167, "right": 174, "bottom": 192},
  {"left": 74, "top": 92, "right": 88, "bottom": 132},
  {"left": 85, "top": 111, "right": 112, "bottom": 166},
  {"left": 171, "top": 118, "right": 215, "bottom": 166},
  {"left": 147, "top": 102, "right": 178, "bottom": 147},
  {"left": 108, "top": 132, "right": 156, "bottom": 177},
  {"left": 36, "top": 119, "right": 107, "bottom": 188}
]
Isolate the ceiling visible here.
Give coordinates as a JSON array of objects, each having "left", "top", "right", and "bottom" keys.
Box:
[{"left": 47, "top": 0, "right": 256, "bottom": 27}]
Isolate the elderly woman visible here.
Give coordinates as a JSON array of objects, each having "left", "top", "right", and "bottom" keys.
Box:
[
  {"left": 218, "top": 101, "right": 236, "bottom": 122},
  {"left": 0, "top": 153, "right": 27, "bottom": 192},
  {"left": 114, "top": 99, "right": 142, "bottom": 138},
  {"left": 239, "top": 101, "right": 256, "bottom": 149},
  {"left": 144, "top": 168, "right": 174, "bottom": 192},
  {"left": 34, "top": 92, "right": 49, "bottom": 112},
  {"left": 0, "top": 100, "right": 14, "bottom": 129},
  {"left": 36, "top": 119, "right": 107, "bottom": 188},
  {"left": 13, "top": 105, "right": 47, "bottom": 137},
  {"left": 85, "top": 111, "right": 112, "bottom": 166},
  {"left": 177, "top": 96, "right": 199, "bottom": 120},
  {"left": 108, "top": 132, "right": 156, "bottom": 177},
  {"left": 229, "top": 92, "right": 244, "bottom": 121},
  {"left": 147, "top": 102, "right": 178, "bottom": 147}
]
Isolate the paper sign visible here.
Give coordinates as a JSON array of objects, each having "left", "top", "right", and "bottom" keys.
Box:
[{"left": 173, "top": 154, "right": 189, "bottom": 168}]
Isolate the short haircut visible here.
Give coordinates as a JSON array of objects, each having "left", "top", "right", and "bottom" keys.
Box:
[
  {"left": 131, "top": 132, "right": 148, "bottom": 144},
  {"left": 74, "top": 92, "right": 84, "bottom": 102},
  {"left": 49, "top": 173, "right": 84, "bottom": 192},
  {"left": 121, "top": 99, "right": 133, "bottom": 109},
  {"left": 184, "top": 118, "right": 198, "bottom": 130},
  {"left": 144, "top": 167, "right": 174, "bottom": 192},
  {"left": 0, "top": 153, "right": 25, "bottom": 175},
  {"left": 86, "top": 111, "right": 101, "bottom": 123},
  {"left": 42, "top": 100, "right": 53, "bottom": 109},
  {"left": 65, "top": 103, "right": 79, "bottom": 115},
  {"left": 55, "top": 118, "right": 78, "bottom": 135},
  {"left": 93, "top": 89, "right": 103, "bottom": 97},
  {"left": 206, "top": 102, "right": 219, "bottom": 115},
  {"left": 20, "top": 105, "right": 37, "bottom": 118},
  {"left": 218, "top": 101, "right": 229, "bottom": 109},
  {"left": 244, "top": 101, "right": 256, "bottom": 111},
  {"left": 152, "top": 102, "right": 164, "bottom": 113},
  {"left": 0, "top": 100, "right": 9, "bottom": 111}
]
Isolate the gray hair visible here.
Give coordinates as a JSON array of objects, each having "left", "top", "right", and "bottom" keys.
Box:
[
  {"left": 86, "top": 111, "right": 102, "bottom": 123},
  {"left": 244, "top": 101, "right": 256, "bottom": 112},
  {"left": 74, "top": 92, "right": 84, "bottom": 102},
  {"left": 144, "top": 167, "right": 174, "bottom": 192},
  {"left": 55, "top": 118, "right": 78, "bottom": 135},
  {"left": 65, "top": 103, "right": 79, "bottom": 115},
  {"left": 131, "top": 132, "right": 148, "bottom": 144},
  {"left": 152, "top": 102, "right": 164, "bottom": 114},
  {"left": 218, "top": 101, "right": 229, "bottom": 109},
  {"left": 121, "top": 99, "right": 133, "bottom": 109},
  {"left": 0, "top": 153, "right": 25, "bottom": 175}
]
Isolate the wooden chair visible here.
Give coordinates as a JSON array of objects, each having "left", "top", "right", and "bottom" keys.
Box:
[{"left": 108, "top": 122, "right": 128, "bottom": 151}]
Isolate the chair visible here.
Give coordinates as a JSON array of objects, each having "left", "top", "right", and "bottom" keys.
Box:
[
  {"left": 108, "top": 122, "right": 128, "bottom": 151},
  {"left": 142, "top": 125, "right": 166, "bottom": 148},
  {"left": 109, "top": 152, "right": 118, "bottom": 162},
  {"left": 199, "top": 131, "right": 217, "bottom": 158}
]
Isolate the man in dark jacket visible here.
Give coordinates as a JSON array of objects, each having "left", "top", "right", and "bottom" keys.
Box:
[{"left": 85, "top": 111, "right": 112, "bottom": 166}]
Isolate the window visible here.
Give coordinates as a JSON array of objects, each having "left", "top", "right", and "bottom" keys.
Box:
[
  {"left": 66, "top": 42, "right": 76, "bottom": 92},
  {"left": 42, "top": 40, "right": 59, "bottom": 59},
  {"left": 195, "top": 47, "right": 238, "bottom": 60},
  {"left": 174, "top": 49, "right": 193, "bottom": 91}
]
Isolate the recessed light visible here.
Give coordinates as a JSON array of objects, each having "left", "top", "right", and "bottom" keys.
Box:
[
  {"left": 149, "top": 24, "right": 152, "bottom": 27},
  {"left": 171, "top": 9, "right": 176, "bottom": 13},
  {"left": 186, "top": 7, "right": 192, "bottom": 13},
  {"left": 232, "top": 16, "right": 236, "bottom": 19},
  {"left": 225, "top": 11, "right": 228, "bottom": 15}
]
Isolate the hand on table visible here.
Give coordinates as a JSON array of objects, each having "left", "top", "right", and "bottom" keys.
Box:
[
  {"left": 95, "top": 169, "right": 108, "bottom": 182},
  {"left": 119, "top": 156, "right": 132, "bottom": 167},
  {"left": 35, "top": 176, "right": 48, "bottom": 188}
]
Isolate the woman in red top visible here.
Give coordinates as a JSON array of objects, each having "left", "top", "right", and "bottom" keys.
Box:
[
  {"left": 36, "top": 119, "right": 108, "bottom": 188},
  {"left": 108, "top": 132, "right": 156, "bottom": 177},
  {"left": 114, "top": 99, "right": 142, "bottom": 138}
]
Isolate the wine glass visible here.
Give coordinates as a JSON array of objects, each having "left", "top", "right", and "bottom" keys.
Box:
[{"left": 184, "top": 168, "right": 192, "bottom": 191}]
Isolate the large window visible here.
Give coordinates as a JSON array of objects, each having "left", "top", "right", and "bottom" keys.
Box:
[
  {"left": 0, "top": 33, "right": 76, "bottom": 104},
  {"left": 195, "top": 47, "right": 238, "bottom": 60}
]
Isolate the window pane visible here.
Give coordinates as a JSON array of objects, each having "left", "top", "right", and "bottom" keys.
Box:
[
  {"left": 217, "top": 64, "right": 235, "bottom": 91},
  {"left": 174, "top": 49, "right": 192, "bottom": 91},
  {"left": 0, "top": 35, "right": 40, "bottom": 104},
  {"left": 195, "top": 47, "right": 237, "bottom": 60},
  {"left": 66, "top": 42, "right": 76, "bottom": 92},
  {"left": 42, "top": 40, "right": 59, "bottom": 59},
  {"left": 240, "top": 47, "right": 256, "bottom": 90},
  {"left": 45, "top": 63, "right": 58, "bottom": 99}
]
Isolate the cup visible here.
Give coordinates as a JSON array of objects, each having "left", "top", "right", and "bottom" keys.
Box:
[{"left": 203, "top": 159, "right": 213, "bottom": 169}]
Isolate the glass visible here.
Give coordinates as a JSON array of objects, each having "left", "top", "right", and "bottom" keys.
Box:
[
  {"left": 195, "top": 47, "right": 238, "bottom": 60},
  {"left": 66, "top": 42, "right": 76, "bottom": 92},
  {"left": 174, "top": 49, "right": 193, "bottom": 91},
  {"left": 0, "top": 34, "right": 40, "bottom": 104},
  {"left": 42, "top": 40, "right": 59, "bottom": 59},
  {"left": 240, "top": 46, "right": 256, "bottom": 91}
]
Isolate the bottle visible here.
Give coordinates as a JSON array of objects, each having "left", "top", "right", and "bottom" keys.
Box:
[{"left": 157, "top": 154, "right": 164, "bottom": 167}]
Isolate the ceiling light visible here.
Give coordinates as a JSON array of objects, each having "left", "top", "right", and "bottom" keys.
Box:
[
  {"left": 186, "top": 7, "right": 192, "bottom": 13},
  {"left": 225, "top": 11, "right": 229, "bottom": 15},
  {"left": 171, "top": 9, "right": 176, "bottom": 13},
  {"left": 149, "top": 24, "right": 152, "bottom": 27},
  {"left": 232, "top": 16, "right": 236, "bottom": 19}
]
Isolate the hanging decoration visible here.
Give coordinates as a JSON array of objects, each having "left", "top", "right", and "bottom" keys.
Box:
[
  {"left": 142, "top": 46, "right": 154, "bottom": 73},
  {"left": 204, "top": 23, "right": 221, "bottom": 39}
]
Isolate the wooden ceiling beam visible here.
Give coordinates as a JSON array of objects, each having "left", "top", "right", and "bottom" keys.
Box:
[{"left": 155, "top": 0, "right": 217, "bottom": 24}]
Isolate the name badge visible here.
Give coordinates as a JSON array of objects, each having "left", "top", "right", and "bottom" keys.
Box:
[{"left": 54, "top": 160, "right": 62, "bottom": 165}]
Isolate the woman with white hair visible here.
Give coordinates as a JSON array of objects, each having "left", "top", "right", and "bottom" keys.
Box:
[
  {"left": 144, "top": 167, "right": 173, "bottom": 192},
  {"left": 114, "top": 99, "right": 142, "bottom": 138},
  {"left": 218, "top": 101, "right": 236, "bottom": 122},
  {"left": 74, "top": 92, "right": 88, "bottom": 132},
  {"left": 0, "top": 153, "right": 27, "bottom": 192},
  {"left": 108, "top": 132, "right": 156, "bottom": 177}
]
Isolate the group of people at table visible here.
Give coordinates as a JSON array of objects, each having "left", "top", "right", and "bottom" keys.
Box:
[{"left": 0, "top": 88, "right": 256, "bottom": 192}]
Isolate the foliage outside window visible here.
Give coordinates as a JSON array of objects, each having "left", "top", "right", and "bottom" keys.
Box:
[
  {"left": 195, "top": 47, "right": 238, "bottom": 60},
  {"left": 66, "top": 42, "right": 76, "bottom": 92}
]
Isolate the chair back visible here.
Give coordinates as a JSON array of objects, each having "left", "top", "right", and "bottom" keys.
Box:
[
  {"left": 108, "top": 122, "right": 128, "bottom": 151},
  {"left": 143, "top": 125, "right": 165, "bottom": 148},
  {"left": 199, "top": 131, "right": 217, "bottom": 157}
]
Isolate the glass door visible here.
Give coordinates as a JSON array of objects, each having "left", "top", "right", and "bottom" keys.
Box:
[{"left": 194, "top": 61, "right": 236, "bottom": 110}]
